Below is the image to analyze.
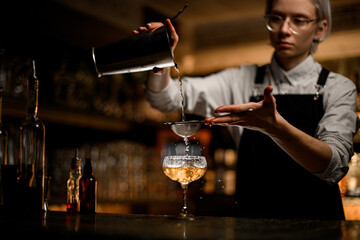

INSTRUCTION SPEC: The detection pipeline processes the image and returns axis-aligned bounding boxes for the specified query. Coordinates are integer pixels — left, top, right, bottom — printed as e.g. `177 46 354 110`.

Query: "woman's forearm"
146 68 171 92
269 114 332 174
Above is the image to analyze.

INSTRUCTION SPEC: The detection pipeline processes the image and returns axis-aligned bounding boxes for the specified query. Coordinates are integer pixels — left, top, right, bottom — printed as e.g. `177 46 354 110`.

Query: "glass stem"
181 184 188 215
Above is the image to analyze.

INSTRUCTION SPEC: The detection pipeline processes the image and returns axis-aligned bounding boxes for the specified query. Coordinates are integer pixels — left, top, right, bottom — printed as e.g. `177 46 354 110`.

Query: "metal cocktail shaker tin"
92 26 175 77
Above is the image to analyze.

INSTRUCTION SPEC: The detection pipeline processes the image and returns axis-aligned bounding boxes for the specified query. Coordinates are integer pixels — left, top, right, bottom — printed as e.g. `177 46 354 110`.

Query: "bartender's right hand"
133 19 178 51
133 19 179 74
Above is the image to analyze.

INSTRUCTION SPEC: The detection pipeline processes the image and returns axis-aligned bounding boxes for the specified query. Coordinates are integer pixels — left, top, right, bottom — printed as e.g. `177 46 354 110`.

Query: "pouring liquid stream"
174 64 186 123
174 64 190 156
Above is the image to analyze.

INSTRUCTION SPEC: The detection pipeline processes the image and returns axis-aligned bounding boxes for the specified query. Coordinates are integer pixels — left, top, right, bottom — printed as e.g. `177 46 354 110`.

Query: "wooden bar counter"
1 211 360 239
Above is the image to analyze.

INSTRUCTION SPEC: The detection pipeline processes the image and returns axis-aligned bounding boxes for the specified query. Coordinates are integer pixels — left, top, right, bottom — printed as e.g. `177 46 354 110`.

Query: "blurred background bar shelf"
1 0 360 219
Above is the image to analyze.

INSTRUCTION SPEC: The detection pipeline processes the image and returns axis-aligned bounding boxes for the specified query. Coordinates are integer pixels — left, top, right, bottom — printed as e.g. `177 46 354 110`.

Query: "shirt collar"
270 54 317 85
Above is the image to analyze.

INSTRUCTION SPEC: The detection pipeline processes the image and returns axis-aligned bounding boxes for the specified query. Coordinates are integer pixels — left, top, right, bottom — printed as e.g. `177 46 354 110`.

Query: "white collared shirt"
146 55 359 184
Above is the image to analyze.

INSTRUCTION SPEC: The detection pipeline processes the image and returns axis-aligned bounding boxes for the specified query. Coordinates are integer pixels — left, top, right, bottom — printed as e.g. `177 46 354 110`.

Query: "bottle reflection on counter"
66 203 78 214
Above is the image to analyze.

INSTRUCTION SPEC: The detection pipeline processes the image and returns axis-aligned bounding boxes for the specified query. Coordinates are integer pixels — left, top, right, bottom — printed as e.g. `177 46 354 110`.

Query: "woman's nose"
279 18 292 35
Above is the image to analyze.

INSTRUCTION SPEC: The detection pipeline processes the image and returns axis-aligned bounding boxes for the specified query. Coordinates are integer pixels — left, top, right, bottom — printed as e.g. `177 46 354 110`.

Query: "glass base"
166 213 195 221
178 213 195 221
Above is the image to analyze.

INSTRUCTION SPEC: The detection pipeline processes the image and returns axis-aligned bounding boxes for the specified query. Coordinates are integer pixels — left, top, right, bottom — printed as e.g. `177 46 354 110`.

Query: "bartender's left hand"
205 85 333 175
205 86 281 135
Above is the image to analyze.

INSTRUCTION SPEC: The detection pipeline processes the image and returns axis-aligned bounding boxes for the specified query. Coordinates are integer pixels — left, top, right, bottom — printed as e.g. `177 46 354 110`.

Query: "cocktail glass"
162 155 207 219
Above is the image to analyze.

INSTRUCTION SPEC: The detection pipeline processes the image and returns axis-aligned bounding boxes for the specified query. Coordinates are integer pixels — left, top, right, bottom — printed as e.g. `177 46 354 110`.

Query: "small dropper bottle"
79 158 97 213
66 149 81 213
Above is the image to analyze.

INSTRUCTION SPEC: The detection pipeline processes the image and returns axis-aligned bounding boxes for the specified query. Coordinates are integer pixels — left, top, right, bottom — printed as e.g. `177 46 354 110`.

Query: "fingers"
205 114 247 126
152 67 165 74
132 22 164 34
205 102 258 126
132 19 179 51
214 102 258 113
263 85 276 110
147 22 164 30
263 85 273 102
204 117 216 125
205 85 278 129
164 19 179 51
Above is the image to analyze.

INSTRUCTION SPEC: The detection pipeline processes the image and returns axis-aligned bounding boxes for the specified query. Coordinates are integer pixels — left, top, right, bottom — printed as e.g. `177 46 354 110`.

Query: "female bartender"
139 0 359 219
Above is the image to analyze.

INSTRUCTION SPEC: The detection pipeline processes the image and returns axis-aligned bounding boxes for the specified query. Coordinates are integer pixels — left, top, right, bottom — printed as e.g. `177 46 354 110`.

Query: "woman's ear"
314 19 328 42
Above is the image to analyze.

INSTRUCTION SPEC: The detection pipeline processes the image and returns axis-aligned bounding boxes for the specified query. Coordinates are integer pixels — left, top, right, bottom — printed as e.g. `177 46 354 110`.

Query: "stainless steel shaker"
92 26 175 77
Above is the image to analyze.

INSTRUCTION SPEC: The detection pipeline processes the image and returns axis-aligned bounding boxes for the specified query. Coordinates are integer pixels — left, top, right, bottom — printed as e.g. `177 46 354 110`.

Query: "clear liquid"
174 65 186 122
163 166 207 185
174 65 189 155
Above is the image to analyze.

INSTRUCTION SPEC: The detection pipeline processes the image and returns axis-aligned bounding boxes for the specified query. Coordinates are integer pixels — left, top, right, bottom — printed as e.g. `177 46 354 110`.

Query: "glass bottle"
80 158 97 213
0 88 8 206
67 149 81 213
19 60 46 212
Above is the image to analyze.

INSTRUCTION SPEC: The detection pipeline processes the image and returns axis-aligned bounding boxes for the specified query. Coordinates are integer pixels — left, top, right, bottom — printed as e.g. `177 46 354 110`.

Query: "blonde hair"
265 0 332 53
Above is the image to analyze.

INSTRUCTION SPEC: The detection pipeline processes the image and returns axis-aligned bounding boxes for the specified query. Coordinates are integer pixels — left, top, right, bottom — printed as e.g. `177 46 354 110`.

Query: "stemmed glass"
163 155 207 219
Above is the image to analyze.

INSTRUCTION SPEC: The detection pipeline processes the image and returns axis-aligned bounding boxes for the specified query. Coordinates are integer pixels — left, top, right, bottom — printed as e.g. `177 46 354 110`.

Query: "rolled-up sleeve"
315 74 359 184
145 67 249 118
145 79 181 112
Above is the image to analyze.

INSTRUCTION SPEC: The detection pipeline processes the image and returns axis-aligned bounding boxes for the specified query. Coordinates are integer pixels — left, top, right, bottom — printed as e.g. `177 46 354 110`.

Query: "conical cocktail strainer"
166 120 203 138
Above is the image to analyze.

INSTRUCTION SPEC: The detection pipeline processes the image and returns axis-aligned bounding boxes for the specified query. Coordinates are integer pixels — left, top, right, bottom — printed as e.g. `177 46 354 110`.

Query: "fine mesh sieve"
166 120 203 138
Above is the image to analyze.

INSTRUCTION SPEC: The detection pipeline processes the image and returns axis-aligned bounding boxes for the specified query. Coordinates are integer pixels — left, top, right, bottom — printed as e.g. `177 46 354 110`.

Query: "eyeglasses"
264 14 317 35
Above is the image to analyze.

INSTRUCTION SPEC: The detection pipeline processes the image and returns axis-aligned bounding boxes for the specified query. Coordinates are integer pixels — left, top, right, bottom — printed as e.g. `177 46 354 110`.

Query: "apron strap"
317 68 330 86
255 65 267 84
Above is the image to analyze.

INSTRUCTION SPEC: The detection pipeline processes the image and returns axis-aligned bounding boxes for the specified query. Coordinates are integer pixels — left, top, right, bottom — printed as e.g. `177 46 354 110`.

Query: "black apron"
235 65 345 220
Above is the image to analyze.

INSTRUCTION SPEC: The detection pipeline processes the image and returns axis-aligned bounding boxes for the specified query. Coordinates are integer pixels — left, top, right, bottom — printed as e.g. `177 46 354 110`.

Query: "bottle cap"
84 158 93 175
71 149 81 170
